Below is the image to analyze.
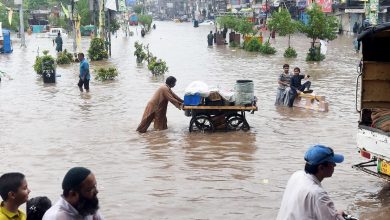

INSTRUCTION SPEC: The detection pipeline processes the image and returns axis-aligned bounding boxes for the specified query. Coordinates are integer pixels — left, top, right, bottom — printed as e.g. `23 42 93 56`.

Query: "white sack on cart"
185 81 210 97
219 89 235 102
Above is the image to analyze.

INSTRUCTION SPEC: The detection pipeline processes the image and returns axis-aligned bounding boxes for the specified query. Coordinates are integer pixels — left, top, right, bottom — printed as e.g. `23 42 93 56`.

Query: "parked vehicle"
199 20 214 26
47 28 67 38
81 25 96 36
129 14 138 26
353 22 390 181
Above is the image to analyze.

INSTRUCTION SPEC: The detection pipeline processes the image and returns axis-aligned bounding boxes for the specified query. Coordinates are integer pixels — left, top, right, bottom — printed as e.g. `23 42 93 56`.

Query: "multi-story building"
336 0 390 34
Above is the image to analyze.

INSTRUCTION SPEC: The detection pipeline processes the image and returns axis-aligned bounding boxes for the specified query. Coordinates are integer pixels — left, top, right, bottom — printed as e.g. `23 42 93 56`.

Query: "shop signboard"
307 0 332 13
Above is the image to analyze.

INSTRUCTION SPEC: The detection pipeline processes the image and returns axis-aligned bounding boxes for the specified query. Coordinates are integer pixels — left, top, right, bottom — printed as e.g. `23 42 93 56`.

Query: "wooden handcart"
183 105 258 132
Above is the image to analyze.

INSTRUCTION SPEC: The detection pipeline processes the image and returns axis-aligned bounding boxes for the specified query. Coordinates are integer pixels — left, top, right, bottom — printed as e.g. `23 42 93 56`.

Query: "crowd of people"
275 63 312 107
0 145 348 220
0 167 102 220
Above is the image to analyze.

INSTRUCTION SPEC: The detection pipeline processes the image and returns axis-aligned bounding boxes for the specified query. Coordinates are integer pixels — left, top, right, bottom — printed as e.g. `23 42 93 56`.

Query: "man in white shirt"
277 145 345 220
43 167 104 220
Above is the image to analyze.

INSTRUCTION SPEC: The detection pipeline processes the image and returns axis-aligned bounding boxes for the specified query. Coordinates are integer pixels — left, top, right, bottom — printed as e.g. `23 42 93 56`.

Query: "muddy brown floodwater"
0 21 389 219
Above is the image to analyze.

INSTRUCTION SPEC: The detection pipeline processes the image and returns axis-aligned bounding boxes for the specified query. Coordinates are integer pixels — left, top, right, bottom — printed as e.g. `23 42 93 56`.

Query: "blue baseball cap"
304 145 344 165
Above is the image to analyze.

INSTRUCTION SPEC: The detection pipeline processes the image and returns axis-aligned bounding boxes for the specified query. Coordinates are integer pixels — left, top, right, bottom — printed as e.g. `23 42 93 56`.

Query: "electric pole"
71 0 79 53
15 0 26 47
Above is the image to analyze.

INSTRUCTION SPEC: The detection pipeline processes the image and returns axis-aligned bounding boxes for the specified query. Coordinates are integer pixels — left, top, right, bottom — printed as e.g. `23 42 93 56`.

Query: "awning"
357 22 390 41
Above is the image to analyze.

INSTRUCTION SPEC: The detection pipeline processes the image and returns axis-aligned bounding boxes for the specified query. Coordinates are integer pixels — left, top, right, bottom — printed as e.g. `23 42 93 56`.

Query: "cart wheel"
189 115 214 132
226 114 250 131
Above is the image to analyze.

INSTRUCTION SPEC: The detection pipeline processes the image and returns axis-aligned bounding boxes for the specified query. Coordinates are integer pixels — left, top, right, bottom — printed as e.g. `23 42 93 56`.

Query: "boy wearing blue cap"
276 145 346 220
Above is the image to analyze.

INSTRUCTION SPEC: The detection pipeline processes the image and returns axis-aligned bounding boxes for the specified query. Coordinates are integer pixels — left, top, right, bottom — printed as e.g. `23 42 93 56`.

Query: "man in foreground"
43 167 103 220
0 172 30 220
137 76 183 133
277 145 345 220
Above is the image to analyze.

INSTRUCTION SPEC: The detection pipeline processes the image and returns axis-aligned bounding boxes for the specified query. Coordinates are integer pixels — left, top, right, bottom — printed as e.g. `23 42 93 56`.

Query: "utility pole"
15 0 26 47
265 0 268 28
71 0 78 53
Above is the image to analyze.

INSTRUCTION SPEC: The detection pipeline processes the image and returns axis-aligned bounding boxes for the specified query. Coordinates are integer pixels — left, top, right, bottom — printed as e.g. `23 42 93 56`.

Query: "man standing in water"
207 31 214 46
43 167 103 220
277 145 345 220
275 64 292 106
77 53 90 92
287 67 311 107
137 76 184 133
54 32 63 53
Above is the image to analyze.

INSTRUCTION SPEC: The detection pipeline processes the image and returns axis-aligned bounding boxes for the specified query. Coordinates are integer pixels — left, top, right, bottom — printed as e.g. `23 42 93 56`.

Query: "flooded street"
1 21 389 219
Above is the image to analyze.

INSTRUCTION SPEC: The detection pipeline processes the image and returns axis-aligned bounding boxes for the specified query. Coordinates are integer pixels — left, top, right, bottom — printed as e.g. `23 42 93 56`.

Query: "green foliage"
133 5 144 14
300 3 338 44
138 15 153 32
299 4 337 62
236 18 255 35
216 15 255 35
147 57 168 75
88 38 108 61
306 46 325 61
268 9 297 36
243 37 262 52
0 5 28 31
77 0 92 26
216 15 237 29
56 49 74 64
28 0 49 10
268 9 298 48
49 16 68 29
134 41 147 63
229 41 240 47
284 47 298 58
110 18 120 33
33 50 56 75
95 67 119 81
259 41 276 55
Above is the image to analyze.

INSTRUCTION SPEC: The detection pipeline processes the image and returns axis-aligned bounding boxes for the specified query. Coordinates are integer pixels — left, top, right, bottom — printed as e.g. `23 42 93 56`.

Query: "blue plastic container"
184 94 202 106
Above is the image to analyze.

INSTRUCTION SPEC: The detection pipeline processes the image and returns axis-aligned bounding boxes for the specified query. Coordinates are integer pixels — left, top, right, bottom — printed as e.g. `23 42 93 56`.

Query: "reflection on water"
0 21 388 219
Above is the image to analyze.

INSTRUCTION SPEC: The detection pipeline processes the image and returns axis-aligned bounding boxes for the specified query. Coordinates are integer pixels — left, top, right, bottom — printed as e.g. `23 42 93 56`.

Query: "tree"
28 0 49 10
268 8 298 49
76 0 91 26
299 3 338 60
0 3 28 31
133 4 144 14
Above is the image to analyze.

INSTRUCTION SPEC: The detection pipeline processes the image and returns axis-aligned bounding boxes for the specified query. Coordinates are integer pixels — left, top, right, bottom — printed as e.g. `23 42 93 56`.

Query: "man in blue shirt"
288 67 311 107
77 53 90 92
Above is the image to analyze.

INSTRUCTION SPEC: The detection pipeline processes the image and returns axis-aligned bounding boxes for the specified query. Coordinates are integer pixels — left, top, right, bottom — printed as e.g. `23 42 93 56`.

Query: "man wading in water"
136 76 184 133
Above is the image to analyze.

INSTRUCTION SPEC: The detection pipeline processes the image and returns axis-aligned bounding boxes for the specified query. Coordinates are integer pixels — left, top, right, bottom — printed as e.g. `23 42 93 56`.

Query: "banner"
61 3 69 18
8 9 13 25
76 14 82 52
307 0 332 13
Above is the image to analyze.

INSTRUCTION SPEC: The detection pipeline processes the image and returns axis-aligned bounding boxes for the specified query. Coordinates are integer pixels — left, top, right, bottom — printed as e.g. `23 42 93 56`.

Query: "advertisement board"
307 0 332 13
